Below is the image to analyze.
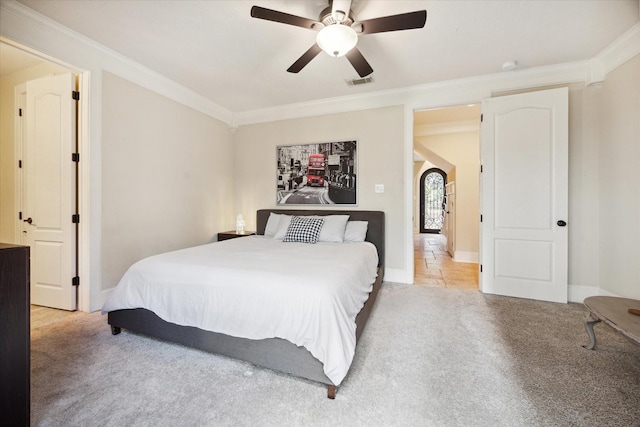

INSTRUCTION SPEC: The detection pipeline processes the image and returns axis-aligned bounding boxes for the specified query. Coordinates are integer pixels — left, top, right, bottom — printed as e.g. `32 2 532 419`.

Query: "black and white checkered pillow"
282 216 325 244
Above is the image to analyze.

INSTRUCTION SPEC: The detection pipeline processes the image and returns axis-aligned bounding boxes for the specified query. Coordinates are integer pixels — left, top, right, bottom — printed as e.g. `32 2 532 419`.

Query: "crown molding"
233 61 588 126
588 22 640 85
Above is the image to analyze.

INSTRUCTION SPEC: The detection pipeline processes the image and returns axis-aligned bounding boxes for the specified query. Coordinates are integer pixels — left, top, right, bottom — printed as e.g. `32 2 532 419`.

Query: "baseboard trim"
567 284 623 303
453 251 479 263
383 268 411 284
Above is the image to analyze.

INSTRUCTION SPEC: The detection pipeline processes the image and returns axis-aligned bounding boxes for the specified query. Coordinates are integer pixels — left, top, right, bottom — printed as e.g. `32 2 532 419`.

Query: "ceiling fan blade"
250 6 321 30
357 10 427 35
331 0 352 23
287 44 323 73
345 48 374 77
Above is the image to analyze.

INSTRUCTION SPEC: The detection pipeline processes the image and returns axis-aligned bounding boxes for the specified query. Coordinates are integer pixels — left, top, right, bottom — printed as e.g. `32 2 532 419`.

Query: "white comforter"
102 236 379 385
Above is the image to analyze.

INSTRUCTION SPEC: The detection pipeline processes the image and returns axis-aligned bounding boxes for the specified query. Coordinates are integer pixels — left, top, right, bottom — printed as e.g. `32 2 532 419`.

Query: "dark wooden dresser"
0 243 30 425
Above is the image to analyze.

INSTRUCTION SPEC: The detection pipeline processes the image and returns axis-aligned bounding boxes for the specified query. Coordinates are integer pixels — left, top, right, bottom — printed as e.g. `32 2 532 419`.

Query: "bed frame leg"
327 385 337 399
111 325 121 335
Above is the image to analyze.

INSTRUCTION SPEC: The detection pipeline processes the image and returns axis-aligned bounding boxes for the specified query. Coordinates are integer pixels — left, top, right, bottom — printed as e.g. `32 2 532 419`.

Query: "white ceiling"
10 0 640 114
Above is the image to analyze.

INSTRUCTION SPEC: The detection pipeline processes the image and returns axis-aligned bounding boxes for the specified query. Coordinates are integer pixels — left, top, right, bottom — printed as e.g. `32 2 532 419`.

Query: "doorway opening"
412 104 480 289
1 40 88 311
419 168 446 233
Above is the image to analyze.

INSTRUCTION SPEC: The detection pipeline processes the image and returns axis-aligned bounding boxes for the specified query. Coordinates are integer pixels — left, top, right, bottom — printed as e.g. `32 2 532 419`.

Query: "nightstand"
217 230 256 241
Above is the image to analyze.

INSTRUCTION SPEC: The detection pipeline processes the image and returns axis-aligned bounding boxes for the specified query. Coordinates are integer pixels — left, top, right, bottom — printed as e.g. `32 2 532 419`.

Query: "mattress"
102 236 379 385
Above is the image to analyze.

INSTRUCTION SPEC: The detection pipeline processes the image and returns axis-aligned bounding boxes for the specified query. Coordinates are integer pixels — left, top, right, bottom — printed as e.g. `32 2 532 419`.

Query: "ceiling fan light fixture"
316 24 358 57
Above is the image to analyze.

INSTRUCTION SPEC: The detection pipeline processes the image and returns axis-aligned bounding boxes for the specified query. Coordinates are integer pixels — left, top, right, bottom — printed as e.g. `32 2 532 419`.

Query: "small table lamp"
236 214 245 234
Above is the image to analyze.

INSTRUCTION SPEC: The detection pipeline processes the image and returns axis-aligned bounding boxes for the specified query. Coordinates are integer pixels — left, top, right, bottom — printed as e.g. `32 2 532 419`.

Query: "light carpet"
31 283 640 426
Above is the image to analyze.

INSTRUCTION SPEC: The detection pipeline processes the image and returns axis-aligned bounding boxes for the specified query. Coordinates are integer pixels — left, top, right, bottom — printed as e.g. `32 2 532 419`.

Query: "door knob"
23 217 33 224
557 220 567 227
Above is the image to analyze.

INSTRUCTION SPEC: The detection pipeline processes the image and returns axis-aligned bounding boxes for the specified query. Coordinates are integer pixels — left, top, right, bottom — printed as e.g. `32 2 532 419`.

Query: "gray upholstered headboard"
256 209 385 268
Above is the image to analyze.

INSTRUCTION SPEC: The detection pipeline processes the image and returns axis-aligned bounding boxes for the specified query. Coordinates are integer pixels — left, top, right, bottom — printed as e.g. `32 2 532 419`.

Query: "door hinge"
19 211 22 220
72 214 80 223
19 108 23 117
480 113 483 122
480 165 483 173
72 276 80 287
72 153 80 162
18 160 22 168
480 264 483 273
72 91 80 101
480 214 483 222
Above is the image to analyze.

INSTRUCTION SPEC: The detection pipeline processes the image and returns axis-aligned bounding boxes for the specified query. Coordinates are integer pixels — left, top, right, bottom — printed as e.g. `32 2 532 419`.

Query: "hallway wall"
414 131 480 260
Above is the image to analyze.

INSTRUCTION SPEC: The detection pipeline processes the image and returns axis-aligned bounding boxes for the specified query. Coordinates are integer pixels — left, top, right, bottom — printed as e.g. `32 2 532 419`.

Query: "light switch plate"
375 184 384 193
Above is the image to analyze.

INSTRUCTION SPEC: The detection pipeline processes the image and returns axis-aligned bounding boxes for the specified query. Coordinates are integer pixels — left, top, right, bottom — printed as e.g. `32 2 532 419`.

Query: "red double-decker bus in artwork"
307 153 326 187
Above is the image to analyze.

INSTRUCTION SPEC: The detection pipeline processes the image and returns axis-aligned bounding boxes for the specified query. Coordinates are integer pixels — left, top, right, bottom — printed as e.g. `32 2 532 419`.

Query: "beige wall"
415 132 480 257
232 106 406 273
100 72 235 290
566 83 601 289
598 54 640 298
0 60 70 243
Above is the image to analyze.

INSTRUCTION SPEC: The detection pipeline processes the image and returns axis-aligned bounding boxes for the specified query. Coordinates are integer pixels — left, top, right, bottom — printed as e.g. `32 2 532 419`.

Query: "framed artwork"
276 140 357 205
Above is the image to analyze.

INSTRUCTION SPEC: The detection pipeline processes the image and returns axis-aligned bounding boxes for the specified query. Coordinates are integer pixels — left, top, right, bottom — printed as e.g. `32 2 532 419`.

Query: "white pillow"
313 215 350 242
344 221 368 242
273 214 293 240
264 213 282 237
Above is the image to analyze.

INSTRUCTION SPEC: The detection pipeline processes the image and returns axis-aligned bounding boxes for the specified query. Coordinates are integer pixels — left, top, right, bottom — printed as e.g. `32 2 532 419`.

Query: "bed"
104 209 385 398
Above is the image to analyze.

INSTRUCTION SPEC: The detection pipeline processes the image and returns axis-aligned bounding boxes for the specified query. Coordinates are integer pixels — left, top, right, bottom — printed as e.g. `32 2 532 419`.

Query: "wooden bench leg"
327 385 337 399
583 315 601 350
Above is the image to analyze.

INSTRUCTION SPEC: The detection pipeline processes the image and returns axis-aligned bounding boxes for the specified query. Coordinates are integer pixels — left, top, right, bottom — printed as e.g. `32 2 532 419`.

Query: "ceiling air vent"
346 76 374 86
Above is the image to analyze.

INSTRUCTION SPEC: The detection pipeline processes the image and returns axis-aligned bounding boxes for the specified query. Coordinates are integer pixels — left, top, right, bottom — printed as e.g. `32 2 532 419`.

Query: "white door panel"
494 239 553 281
25 74 77 310
481 87 568 303
495 108 553 230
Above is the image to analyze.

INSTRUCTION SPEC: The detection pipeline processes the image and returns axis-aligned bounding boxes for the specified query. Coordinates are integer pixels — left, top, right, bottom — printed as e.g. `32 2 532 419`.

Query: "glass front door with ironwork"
420 168 446 233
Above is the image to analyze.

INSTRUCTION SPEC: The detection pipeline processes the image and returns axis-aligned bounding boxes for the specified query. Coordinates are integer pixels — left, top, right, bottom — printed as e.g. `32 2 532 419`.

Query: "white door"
23 74 77 310
480 87 568 303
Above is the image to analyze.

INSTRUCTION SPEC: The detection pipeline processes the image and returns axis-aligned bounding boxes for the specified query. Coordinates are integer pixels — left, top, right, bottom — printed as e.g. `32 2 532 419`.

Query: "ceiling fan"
250 0 427 78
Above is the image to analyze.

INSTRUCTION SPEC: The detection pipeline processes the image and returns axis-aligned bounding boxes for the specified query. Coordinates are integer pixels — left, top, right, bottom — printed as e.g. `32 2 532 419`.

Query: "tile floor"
30 304 78 329
414 233 479 290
